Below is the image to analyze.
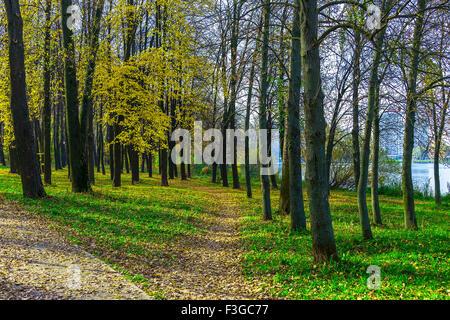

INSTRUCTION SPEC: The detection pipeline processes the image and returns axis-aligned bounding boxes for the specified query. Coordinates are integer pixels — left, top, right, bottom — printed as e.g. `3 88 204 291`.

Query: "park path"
0 199 150 300
144 183 271 300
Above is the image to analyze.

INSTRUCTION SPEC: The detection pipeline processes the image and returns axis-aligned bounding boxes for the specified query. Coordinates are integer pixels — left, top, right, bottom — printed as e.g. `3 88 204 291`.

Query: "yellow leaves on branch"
93 0 211 153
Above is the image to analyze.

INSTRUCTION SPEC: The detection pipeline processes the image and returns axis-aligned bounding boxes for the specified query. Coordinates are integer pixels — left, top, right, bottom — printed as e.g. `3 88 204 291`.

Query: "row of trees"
1 0 448 263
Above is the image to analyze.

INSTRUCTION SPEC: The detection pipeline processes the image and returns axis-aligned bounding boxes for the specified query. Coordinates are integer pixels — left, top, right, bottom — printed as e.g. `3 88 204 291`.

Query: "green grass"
0 167 215 298
0 166 448 299
225 179 449 299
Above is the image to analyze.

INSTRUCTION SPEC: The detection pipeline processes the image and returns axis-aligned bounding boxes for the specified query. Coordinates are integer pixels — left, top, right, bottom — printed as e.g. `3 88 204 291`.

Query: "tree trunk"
147 152 153 177
258 0 272 221
0 123 6 166
402 0 426 230
300 0 338 262
42 0 52 185
244 23 260 198
371 86 382 225
357 0 391 240
128 146 139 184
161 148 169 186
287 0 306 230
5 0 46 198
9 144 18 174
61 0 90 193
229 0 240 190
212 162 217 183
352 31 361 190
54 102 62 170
113 123 122 187
107 124 114 180
141 153 146 173
279 121 289 214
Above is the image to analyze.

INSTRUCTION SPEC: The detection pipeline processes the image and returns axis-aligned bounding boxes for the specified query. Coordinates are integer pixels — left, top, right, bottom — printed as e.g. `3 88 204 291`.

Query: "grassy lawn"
0 166 448 299
0 167 217 298
227 179 449 299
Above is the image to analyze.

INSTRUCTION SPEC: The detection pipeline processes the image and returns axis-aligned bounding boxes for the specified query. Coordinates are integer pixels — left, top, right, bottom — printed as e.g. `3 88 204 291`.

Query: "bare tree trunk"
402 0 426 230
352 31 362 189
5 0 45 198
42 0 52 185
9 144 18 174
128 146 139 184
229 0 240 190
0 122 5 166
357 0 392 240
279 121 289 214
371 86 382 225
61 0 90 192
287 0 306 230
147 152 153 177
300 0 338 262
258 0 272 221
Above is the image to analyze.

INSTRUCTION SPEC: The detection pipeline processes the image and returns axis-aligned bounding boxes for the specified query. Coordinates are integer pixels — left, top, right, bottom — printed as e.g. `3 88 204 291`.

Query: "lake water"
411 163 450 196
275 162 450 195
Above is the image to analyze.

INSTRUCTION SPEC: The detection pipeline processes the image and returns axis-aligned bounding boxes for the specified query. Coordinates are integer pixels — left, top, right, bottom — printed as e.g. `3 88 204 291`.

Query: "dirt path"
0 199 150 300
145 184 271 300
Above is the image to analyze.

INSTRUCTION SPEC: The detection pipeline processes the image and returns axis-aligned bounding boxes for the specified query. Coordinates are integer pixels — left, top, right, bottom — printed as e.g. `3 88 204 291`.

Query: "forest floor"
0 199 150 300
0 167 448 300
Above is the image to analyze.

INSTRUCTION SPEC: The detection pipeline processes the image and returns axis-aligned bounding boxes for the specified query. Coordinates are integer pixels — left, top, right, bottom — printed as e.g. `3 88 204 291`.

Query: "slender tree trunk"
5 0 45 198
107 124 114 180
0 123 5 166
402 0 426 230
258 0 272 220
212 162 217 183
128 146 139 184
300 0 338 262
88 107 95 184
287 0 306 230
61 0 90 192
267 119 278 190
54 102 62 170
229 0 240 190
42 0 52 185
279 119 289 214
147 152 153 177
357 0 391 240
180 162 187 180
61 112 67 168
124 148 130 174
161 145 169 186
141 153 146 173
371 86 382 225
352 31 361 189
244 33 259 198
432 57 448 204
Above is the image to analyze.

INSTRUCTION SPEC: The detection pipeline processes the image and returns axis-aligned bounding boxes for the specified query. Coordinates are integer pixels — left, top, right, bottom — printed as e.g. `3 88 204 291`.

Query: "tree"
300 0 338 262
357 0 392 240
42 0 52 185
258 0 272 221
4 0 45 198
402 0 426 230
286 0 306 231
60 0 90 193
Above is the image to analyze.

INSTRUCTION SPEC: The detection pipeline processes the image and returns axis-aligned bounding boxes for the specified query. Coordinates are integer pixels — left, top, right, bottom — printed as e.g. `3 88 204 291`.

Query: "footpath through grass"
0 167 448 299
